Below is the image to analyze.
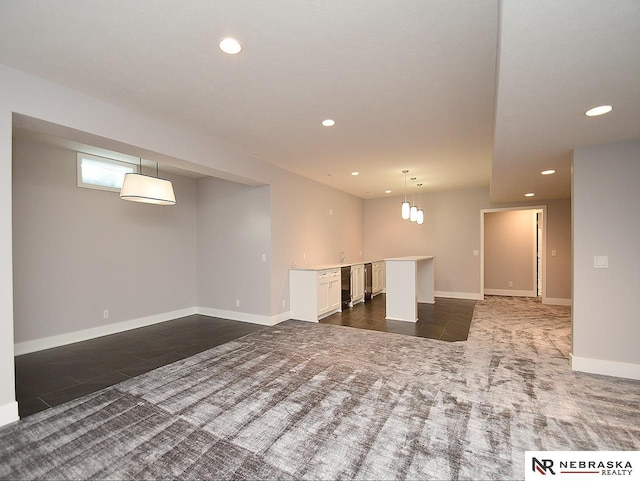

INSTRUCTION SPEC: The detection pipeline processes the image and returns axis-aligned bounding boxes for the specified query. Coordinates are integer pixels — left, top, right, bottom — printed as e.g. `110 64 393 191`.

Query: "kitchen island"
385 256 435 322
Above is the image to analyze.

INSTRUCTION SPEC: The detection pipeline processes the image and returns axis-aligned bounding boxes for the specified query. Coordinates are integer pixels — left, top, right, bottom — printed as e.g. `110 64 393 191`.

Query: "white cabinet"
317 269 341 316
372 261 384 297
290 268 341 322
351 264 364 305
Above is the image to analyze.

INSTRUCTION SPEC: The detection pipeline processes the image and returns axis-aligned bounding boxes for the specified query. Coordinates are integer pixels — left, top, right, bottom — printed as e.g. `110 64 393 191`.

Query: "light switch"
472 250 479 256
262 254 267 262
551 249 557 257
593 256 608 268
328 208 333 216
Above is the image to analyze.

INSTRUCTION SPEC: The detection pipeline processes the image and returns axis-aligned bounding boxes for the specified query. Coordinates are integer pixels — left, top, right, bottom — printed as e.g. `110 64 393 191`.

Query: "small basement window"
77 153 138 193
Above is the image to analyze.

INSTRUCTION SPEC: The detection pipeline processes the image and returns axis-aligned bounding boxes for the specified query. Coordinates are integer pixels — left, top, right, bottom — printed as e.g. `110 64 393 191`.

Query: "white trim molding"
0 401 19 428
483 289 537 297
481 205 548 303
14 307 290 355
570 353 640 380
197 307 289 327
434 291 483 301
14 307 198 355
543 297 572 306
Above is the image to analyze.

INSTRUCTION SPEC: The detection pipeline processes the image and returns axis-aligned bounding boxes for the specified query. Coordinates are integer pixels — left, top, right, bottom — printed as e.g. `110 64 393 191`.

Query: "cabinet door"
372 263 384 294
351 265 364 300
328 278 341 311
317 274 331 315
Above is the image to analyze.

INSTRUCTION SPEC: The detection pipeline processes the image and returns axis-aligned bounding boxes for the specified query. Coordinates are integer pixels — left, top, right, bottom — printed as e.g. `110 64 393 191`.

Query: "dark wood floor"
14 315 266 418
15 295 475 418
321 294 476 341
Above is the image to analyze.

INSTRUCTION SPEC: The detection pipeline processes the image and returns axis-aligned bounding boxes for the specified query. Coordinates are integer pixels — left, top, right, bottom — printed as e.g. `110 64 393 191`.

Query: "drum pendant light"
120 159 176 205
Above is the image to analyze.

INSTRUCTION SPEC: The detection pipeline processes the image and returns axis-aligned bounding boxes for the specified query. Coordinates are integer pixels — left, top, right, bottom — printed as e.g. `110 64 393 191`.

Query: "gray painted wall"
364 187 489 296
364 188 572 300
12 135 362 337
197 177 271 315
270 170 364 313
546 199 572 300
572 139 640 366
12 136 198 343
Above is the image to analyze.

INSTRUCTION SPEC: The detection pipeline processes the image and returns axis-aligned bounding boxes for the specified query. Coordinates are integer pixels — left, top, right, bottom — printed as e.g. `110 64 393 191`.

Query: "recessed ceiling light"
541 169 556 175
219 37 242 55
524 192 535 197
351 171 359 176
585 105 612 117
385 190 392 194
322 119 336 127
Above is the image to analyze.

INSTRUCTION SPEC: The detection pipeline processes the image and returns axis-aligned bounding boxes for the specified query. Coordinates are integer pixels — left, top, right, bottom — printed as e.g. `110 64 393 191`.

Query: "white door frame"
480 205 547 301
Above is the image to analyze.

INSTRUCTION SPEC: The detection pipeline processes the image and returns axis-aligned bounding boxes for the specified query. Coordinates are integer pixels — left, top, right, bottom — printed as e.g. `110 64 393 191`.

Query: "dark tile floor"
320 294 476 342
14 315 266 418
15 295 475 418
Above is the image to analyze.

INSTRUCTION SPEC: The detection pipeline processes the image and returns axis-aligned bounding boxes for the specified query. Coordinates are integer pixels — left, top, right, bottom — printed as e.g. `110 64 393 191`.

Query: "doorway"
480 206 547 301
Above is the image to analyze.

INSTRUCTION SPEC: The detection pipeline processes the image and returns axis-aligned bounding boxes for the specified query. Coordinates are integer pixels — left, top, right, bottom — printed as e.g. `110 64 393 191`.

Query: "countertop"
384 256 435 262
290 260 384 271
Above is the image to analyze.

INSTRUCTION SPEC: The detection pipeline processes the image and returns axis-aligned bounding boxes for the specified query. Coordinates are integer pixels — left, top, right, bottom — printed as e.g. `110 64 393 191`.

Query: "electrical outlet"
103 309 109 319
508 281 513 288
235 299 240 308
282 300 286 308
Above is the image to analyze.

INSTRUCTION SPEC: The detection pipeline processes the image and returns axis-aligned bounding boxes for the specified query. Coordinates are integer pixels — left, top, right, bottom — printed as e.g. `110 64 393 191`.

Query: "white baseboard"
14 307 198 355
0 401 19 427
196 307 288 327
542 297 572 306
14 306 290 355
570 353 640 380
484 288 537 297
434 291 483 301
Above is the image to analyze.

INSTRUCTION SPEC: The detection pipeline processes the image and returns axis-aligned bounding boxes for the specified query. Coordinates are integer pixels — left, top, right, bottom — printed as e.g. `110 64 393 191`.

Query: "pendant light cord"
403 170 409 202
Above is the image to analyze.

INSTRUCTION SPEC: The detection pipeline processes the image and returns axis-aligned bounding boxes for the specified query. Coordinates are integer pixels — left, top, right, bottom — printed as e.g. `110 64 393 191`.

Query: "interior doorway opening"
480 206 547 301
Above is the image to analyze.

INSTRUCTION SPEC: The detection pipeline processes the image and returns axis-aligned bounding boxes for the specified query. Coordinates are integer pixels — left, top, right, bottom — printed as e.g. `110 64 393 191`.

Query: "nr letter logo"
532 458 555 475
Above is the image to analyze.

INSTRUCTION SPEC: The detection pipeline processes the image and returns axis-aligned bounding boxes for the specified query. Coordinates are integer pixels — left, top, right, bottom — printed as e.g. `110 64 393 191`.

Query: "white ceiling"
0 0 638 202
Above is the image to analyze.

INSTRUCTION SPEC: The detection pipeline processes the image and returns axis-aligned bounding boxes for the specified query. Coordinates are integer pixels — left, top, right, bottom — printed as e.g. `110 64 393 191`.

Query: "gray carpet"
1 296 638 480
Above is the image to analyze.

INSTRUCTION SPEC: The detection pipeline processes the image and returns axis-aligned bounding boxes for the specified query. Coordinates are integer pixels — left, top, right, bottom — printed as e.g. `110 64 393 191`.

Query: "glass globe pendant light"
409 177 418 222
401 170 410 220
416 183 424 225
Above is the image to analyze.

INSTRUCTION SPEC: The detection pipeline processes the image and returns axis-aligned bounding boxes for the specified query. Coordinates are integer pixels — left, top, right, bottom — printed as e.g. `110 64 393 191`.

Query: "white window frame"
77 152 139 193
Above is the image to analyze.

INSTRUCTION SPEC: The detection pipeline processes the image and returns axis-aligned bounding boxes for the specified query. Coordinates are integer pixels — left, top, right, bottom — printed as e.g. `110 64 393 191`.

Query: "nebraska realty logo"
525 451 639 481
